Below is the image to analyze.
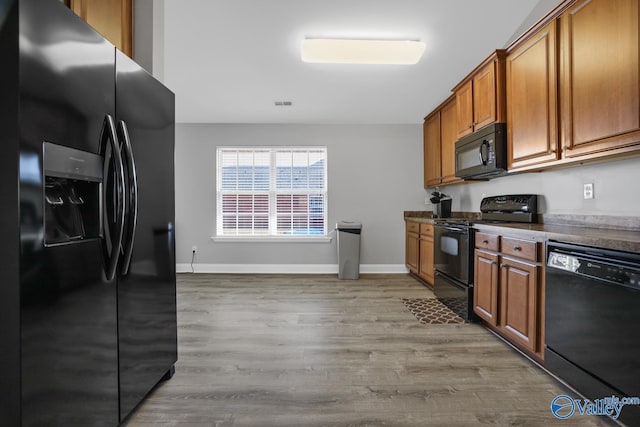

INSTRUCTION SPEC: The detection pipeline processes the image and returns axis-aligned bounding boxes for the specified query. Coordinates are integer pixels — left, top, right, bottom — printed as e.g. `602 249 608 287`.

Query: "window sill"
211 236 333 243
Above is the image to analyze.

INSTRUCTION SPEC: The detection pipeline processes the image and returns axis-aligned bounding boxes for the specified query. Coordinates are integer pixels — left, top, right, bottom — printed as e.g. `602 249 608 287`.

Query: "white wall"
434 156 640 216
175 123 425 271
133 0 165 80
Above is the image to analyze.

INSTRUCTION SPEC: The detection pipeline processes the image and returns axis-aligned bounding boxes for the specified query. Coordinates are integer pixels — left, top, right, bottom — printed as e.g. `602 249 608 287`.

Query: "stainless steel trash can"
336 221 362 280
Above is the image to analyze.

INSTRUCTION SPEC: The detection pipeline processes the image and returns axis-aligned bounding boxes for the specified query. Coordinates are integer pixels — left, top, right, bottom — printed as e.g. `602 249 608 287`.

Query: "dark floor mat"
401 298 466 324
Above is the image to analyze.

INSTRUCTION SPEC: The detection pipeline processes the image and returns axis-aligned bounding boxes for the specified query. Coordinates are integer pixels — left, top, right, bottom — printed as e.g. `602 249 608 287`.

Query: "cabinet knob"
513 246 522 252
500 263 506 269
467 124 473 129
490 261 497 266
482 239 489 244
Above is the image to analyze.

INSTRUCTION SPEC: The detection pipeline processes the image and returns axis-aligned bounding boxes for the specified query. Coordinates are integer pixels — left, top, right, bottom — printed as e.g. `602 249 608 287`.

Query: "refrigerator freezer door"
18 0 119 425
115 50 177 420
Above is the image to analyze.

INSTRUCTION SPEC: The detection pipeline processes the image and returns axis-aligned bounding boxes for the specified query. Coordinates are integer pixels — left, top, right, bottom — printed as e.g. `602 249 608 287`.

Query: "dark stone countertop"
473 222 640 253
404 211 640 253
404 211 480 223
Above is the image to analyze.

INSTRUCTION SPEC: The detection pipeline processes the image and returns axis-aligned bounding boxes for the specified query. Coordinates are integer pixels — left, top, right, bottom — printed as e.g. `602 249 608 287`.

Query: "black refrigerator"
0 0 177 425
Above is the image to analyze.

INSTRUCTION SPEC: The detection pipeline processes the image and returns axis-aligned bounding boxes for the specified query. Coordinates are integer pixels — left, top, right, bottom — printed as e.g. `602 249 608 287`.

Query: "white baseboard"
176 263 409 274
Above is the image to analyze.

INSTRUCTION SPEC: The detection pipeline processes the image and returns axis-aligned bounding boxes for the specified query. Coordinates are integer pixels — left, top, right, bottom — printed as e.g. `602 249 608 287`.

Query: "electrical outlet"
424 197 430 205
192 246 197 253
583 183 594 200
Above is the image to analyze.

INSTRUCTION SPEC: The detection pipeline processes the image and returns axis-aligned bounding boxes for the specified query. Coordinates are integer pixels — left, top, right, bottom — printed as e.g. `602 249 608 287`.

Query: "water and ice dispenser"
43 142 102 245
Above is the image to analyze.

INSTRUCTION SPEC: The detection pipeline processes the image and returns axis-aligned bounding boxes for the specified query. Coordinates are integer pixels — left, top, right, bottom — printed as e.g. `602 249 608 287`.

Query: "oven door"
434 271 473 321
434 224 471 284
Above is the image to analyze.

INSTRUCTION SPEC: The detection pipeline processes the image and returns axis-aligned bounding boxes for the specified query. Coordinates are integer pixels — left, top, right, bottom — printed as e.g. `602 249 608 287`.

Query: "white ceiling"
163 0 549 125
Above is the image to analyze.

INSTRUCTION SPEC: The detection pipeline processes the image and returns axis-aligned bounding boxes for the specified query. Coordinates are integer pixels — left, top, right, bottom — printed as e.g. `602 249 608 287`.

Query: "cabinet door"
406 232 419 273
70 0 132 57
507 20 559 169
418 235 434 286
498 257 539 352
424 113 442 188
560 0 640 158
473 250 499 325
472 62 496 130
455 80 474 138
440 98 460 184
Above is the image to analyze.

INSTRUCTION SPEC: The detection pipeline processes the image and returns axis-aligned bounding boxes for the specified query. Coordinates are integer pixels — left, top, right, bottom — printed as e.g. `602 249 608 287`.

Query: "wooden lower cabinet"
405 230 419 274
405 221 434 287
473 250 499 326
473 231 544 360
418 234 434 285
499 257 539 353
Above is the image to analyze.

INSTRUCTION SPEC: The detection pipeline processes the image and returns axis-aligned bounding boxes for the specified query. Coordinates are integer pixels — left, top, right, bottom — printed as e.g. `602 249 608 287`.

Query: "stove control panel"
480 194 537 213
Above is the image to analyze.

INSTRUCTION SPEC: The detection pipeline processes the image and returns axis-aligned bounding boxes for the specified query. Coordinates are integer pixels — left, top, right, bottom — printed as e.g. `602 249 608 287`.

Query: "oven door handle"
442 226 467 233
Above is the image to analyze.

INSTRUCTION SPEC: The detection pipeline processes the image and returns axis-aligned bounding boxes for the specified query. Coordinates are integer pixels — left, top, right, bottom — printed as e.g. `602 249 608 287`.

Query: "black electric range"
432 195 538 320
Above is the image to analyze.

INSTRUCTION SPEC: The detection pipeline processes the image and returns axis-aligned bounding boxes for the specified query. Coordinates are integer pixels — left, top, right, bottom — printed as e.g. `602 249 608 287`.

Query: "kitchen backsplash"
432 155 640 216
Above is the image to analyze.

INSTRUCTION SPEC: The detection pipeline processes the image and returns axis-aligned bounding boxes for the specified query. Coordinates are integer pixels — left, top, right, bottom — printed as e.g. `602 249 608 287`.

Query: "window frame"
215 146 329 240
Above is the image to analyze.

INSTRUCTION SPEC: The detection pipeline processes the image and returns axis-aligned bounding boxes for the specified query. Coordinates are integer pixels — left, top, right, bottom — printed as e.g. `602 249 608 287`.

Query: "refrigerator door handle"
102 114 126 281
118 120 138 276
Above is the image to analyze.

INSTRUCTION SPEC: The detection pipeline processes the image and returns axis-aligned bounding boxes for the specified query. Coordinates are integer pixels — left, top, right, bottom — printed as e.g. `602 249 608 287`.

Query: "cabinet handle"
482 239 489 244
467 124 473 129
500 263 506 269
490 261 497 266
513 246 522 252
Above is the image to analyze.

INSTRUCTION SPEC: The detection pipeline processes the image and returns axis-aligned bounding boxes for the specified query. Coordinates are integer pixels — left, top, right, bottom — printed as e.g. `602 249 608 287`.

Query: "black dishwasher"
545 241 640 425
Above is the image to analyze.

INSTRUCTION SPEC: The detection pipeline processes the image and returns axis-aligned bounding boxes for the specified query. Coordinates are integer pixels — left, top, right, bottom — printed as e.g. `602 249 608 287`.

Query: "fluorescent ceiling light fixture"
301 38 425 65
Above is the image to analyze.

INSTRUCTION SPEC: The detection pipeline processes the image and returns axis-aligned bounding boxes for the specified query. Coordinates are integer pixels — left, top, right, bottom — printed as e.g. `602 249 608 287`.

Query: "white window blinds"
216 147 327 236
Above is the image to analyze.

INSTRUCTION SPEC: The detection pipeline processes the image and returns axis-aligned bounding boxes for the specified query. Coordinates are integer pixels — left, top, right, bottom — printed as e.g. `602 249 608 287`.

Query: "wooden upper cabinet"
560 0 640 158
454 50 506 139
455 80 474 137
472 64 497 130
439 97 460 184
424 112 442 188
506 20 559 170
69 0 132 57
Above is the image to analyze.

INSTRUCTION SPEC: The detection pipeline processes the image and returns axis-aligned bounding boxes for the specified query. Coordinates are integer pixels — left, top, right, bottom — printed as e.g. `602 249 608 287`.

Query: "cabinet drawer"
501 237 538 261
475 232 499 251
406 221 420 234
420 223 434 237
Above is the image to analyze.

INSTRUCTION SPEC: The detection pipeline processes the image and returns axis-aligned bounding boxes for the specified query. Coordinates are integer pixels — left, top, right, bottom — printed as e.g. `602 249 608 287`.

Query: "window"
216 147 327 237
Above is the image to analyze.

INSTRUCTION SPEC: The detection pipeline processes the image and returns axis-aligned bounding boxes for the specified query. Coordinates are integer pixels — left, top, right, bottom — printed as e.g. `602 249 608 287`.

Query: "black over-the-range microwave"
454 122 507 180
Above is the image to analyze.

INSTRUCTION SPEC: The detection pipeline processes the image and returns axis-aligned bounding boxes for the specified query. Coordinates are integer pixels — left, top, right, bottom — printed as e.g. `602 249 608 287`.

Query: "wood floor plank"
124 274 611 427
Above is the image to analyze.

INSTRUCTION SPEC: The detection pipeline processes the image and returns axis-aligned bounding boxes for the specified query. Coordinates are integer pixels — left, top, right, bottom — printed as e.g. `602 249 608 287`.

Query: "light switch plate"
583 183 594 199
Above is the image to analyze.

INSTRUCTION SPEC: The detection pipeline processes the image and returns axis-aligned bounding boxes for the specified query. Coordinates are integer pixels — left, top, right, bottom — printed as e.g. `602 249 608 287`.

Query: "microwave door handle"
479 140 489 166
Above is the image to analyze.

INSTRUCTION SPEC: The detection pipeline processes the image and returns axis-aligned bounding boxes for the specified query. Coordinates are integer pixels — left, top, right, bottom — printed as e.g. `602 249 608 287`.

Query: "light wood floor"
124 274 609 427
